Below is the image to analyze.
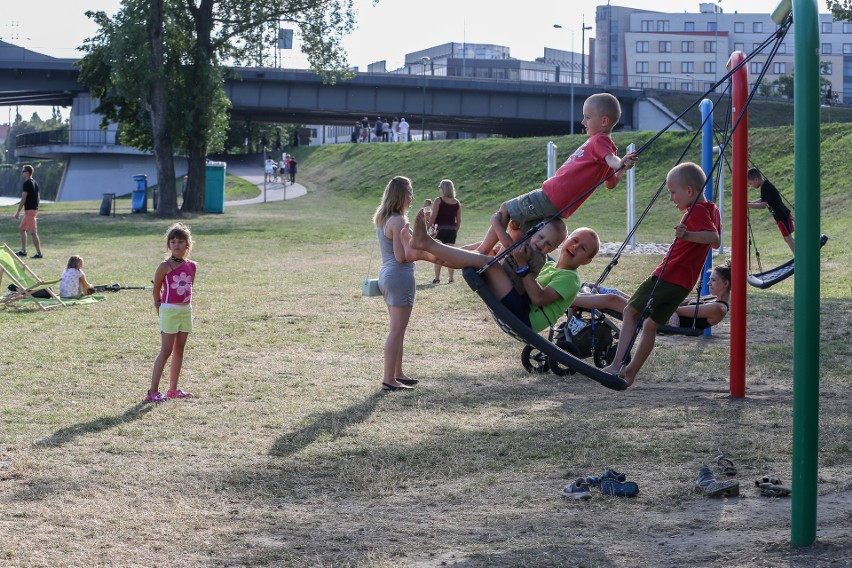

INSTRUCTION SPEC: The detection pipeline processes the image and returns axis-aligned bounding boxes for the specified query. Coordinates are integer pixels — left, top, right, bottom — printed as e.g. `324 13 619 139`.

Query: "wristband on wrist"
515 265 531 277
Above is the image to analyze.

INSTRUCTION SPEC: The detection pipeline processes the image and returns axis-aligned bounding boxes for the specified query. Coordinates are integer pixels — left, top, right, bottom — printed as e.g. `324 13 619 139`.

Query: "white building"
593 3 850 102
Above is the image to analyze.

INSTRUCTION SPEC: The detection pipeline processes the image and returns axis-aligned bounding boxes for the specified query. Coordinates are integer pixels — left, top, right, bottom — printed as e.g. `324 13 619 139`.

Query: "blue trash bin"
131 174 148 213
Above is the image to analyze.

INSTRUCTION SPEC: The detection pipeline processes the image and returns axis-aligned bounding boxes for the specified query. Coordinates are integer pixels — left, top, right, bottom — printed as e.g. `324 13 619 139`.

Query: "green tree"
827 1 852 21
78 0 355 216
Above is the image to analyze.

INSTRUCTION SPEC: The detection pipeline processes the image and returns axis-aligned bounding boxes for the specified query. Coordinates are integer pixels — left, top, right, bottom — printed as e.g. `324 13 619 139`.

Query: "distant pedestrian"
279 156 287 185
264 155 276 183
352 121 361 143
361 116 370 143
14 164 43 259
288 156 298 184
375 117 384 142
398 118 410 142
383 118 390 142
391 117 400 142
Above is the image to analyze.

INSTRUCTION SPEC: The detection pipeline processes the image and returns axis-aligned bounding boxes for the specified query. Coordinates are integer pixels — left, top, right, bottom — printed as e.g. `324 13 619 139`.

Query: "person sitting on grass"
59 255 95 299
409 208 599 333
573 259 732 331
601 162 721 386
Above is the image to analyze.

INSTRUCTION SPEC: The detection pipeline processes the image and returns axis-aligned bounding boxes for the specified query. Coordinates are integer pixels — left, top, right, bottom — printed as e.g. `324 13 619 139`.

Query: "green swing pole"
774 0 821 548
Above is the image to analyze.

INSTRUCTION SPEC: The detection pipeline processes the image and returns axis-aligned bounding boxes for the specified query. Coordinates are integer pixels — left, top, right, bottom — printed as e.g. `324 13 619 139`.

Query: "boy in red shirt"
602 162 721 386
476 93 637 260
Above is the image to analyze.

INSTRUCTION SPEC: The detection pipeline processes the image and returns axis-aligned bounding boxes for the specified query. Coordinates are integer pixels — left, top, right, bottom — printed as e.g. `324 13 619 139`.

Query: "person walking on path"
14 164 43 259
288 155 298 185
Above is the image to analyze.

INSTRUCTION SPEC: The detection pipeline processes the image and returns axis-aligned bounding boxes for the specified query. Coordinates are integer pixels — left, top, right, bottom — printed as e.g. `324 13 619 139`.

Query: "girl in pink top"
146 223 197 403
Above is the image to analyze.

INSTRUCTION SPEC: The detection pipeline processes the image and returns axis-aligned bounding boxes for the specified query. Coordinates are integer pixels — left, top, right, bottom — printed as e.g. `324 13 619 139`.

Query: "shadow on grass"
268 391 384 458
31 402 155 448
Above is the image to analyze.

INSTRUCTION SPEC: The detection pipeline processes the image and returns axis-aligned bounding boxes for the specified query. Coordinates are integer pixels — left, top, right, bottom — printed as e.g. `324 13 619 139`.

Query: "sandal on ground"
431 278 440 284
585 468 627 486
716 455 738 477
561 478 592 500
755 475 782 487
600 479 640 496
166 389 193 399
145 391 167 403
758 482 792 497
448 277 454 283
695 466 740 497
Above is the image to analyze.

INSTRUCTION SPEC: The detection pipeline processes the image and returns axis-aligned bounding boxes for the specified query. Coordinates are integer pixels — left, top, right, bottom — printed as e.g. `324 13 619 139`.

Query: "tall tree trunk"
148 0 178 216
181 0 215 213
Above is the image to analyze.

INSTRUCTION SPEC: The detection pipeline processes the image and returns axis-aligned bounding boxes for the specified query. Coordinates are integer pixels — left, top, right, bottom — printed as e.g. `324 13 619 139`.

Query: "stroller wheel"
521 344 550 374
550 341 579 376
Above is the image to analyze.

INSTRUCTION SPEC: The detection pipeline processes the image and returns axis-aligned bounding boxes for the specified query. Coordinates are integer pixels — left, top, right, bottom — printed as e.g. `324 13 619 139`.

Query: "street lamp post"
553 24 578 134
421 56 430 142
581 16 592 85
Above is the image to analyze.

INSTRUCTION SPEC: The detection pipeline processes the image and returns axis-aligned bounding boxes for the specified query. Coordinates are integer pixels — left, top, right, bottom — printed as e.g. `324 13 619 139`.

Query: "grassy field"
0 126 850 567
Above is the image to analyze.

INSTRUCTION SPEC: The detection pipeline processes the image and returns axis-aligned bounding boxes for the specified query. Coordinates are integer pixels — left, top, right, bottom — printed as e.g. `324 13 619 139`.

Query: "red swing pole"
728 51 748 398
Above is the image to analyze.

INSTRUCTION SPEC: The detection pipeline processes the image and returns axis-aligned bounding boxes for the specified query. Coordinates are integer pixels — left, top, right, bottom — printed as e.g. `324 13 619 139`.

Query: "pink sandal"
166 389 193 399
145 391 167 403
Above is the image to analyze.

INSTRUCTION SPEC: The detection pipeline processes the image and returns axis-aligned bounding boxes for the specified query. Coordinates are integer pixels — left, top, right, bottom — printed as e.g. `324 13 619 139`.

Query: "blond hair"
667 162 707 194
372 176 412 228
586 93 622 129
572 226 600 259
439 179 456 199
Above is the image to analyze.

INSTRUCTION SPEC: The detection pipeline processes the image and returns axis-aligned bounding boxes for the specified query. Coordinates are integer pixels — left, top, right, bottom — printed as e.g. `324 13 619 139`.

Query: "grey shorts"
505 189 559 232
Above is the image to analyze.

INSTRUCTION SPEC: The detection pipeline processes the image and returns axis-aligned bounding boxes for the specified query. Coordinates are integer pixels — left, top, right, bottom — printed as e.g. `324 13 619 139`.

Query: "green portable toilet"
205 161 227 214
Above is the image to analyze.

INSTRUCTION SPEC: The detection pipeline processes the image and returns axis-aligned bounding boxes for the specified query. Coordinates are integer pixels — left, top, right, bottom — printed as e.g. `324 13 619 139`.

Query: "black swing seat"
598 308 704 337
462 268 628 391
747 235 828 290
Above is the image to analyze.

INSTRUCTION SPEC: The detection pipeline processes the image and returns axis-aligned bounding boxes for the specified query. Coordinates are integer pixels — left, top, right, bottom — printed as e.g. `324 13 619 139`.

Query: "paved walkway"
225 163 306 206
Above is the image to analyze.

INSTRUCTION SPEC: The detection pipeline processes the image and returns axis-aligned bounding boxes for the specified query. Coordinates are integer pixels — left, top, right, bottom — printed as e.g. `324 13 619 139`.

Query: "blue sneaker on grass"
561 478 592 500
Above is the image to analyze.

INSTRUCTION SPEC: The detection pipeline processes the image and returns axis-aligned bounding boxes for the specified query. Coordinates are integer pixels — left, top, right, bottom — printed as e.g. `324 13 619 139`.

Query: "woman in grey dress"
373 176 418 391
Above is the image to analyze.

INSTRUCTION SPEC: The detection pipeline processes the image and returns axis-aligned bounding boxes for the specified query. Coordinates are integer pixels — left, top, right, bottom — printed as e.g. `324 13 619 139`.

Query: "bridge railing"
16 129 120 148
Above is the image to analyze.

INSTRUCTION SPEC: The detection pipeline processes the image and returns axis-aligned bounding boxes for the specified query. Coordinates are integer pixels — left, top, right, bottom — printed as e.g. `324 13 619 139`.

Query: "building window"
635 81 648 88
750 62 764 74
682 61 694 73
773 62 786 74
685 21 695 32
637 41 649 52
844 22 852 33
822 22 832 34
681 82 693 91
822 63 833 75
735 22 744 33
641 20 653 32
657 20 670 32
660 41 672 53
704 41 716 53
753 22 763 33
705 81 715 91
753 43 762 52
636 61 649 73
822 43 832 54
659 61 672 73
708 22 717 32
734 42 744 53
682 41 694 53
778 43 786 54
659 82 672 90
705 61 716 74
844 43 852 54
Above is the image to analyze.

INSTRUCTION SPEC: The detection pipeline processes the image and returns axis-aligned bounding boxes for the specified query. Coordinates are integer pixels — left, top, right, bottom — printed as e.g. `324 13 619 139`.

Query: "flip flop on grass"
715 455 738 477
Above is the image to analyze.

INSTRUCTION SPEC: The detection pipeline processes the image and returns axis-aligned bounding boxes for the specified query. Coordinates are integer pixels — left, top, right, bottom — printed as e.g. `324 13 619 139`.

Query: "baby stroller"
520 302 626 376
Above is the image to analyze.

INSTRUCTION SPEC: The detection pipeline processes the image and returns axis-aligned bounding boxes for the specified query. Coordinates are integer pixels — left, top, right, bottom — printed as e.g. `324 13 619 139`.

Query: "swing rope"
612 17 792 374
477 13 793 277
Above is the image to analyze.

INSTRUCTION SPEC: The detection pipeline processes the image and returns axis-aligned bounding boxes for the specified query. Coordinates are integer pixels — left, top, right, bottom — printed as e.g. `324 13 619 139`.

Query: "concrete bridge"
0 40 684 200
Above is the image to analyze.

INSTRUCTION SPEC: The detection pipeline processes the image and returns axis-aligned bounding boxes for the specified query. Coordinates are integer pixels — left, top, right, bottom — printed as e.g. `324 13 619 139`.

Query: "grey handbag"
362 242 381 297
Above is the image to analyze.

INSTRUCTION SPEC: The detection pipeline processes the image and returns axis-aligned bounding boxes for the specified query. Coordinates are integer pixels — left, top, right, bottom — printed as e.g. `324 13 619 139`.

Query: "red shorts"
20 210 38 232
776 215 794 238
